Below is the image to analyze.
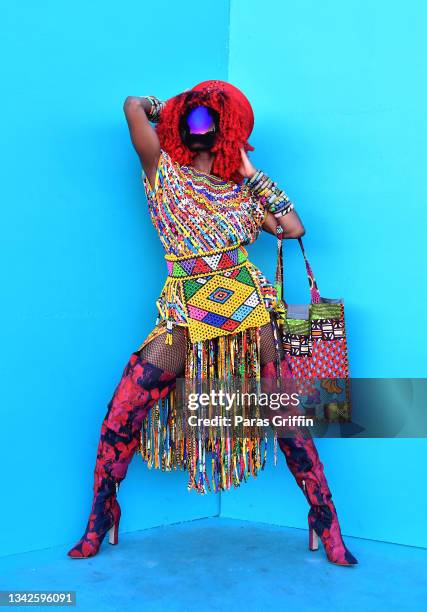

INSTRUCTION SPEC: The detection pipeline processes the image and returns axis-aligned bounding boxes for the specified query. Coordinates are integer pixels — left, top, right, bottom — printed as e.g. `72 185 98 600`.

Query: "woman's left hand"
238 147 257 179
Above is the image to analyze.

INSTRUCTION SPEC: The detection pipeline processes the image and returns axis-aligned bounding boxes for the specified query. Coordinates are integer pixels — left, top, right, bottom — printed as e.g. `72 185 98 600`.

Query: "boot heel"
108 519 119 545
309 526 319 551
108 501 121 546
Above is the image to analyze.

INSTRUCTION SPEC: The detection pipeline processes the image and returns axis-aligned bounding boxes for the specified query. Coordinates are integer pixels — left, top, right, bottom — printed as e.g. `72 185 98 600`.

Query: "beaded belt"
160 244 271 343
165 244 248 278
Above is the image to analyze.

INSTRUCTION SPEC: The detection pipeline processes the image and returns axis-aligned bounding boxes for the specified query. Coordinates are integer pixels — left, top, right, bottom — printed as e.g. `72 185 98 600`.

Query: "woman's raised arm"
123 96 161 191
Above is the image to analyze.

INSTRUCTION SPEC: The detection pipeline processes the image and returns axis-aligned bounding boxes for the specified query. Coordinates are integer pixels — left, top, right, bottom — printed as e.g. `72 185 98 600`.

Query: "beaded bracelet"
144 95 165 123
246 169 295 218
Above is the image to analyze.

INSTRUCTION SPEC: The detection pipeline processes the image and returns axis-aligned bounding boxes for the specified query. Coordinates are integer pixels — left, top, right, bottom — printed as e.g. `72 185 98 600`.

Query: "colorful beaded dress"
135 148 286 493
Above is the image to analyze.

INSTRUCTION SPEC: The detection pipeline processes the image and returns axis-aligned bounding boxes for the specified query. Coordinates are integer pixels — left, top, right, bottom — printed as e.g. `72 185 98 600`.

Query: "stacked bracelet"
144 95 165 123
246 169 294 218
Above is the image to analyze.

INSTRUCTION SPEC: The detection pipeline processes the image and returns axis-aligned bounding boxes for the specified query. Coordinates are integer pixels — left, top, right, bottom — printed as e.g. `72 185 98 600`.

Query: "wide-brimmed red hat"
191 79 254 139
156 80 255 182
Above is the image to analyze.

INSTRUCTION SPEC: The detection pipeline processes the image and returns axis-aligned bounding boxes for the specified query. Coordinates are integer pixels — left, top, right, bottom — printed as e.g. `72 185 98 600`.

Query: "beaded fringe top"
142 148 267 257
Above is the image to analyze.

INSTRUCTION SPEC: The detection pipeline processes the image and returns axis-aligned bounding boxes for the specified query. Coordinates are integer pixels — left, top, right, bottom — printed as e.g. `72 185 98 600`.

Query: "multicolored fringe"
137 326 270 494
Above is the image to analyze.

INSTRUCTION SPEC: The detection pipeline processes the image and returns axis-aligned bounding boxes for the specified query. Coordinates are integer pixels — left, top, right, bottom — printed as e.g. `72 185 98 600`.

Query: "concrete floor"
1 518 426 611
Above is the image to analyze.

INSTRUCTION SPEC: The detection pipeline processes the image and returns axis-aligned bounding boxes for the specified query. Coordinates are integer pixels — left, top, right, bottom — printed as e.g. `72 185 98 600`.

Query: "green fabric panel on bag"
286 318 311 335
310 304 342 320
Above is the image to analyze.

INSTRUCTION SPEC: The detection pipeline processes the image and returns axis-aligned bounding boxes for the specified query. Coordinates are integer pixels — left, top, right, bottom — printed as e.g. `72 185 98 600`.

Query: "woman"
67 80 357 566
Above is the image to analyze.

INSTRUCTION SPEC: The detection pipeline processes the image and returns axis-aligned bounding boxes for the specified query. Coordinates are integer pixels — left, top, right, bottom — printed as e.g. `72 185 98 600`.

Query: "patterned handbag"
274 228 351 421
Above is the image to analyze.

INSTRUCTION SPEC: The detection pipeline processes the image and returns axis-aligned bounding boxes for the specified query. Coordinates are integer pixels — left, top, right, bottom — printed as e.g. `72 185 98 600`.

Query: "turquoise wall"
0 0 229 557
1 0 425 557
221 0 427 548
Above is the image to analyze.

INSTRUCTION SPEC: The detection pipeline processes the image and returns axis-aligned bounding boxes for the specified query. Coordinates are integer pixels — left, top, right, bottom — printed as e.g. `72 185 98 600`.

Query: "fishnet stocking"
137 313 284 376
138 326 187 375
259 315 285 366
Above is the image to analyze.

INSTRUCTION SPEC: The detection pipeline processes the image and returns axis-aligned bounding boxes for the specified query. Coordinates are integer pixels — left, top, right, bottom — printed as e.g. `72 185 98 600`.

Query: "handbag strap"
274 227 285 304
274 225 321 305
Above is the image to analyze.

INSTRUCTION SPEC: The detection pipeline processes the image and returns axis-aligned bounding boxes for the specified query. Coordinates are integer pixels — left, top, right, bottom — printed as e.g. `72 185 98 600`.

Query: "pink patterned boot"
262 358 358 566
67 353 176 558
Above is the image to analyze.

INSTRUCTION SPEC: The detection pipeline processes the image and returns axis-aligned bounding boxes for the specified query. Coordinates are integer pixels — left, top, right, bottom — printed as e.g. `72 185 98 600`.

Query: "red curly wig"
155 80 255 184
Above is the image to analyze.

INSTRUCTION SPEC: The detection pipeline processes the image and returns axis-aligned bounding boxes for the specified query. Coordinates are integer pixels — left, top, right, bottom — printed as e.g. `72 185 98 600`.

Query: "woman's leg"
259 316 358 566
67 325 187 558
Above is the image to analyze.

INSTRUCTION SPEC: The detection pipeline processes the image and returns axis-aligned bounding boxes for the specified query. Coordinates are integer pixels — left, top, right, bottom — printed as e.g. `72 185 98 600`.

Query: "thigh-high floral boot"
261 359 358 566
67 352 177 559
